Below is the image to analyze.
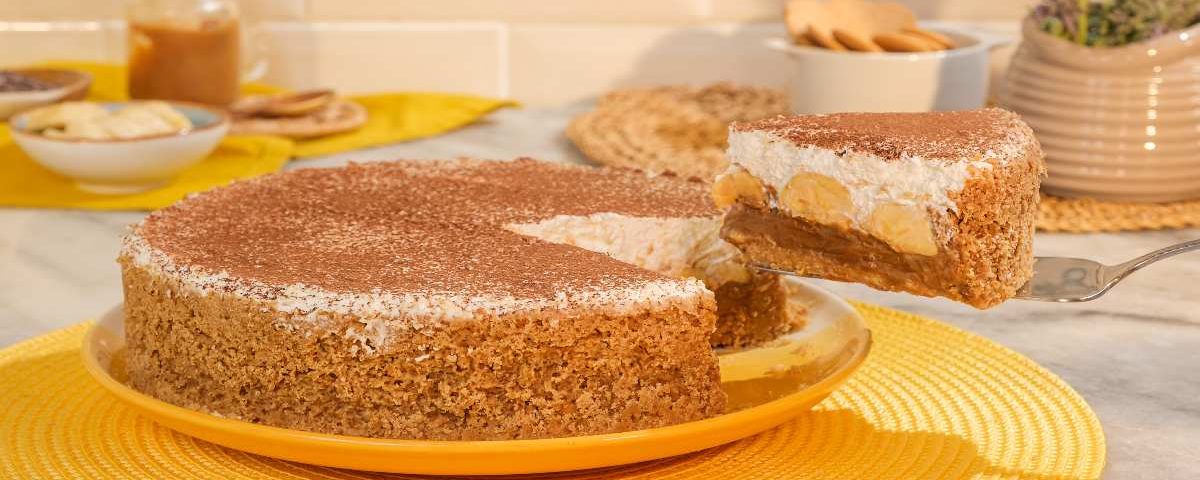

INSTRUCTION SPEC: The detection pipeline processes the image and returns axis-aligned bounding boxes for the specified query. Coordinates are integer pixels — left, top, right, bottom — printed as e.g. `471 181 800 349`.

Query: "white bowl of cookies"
10 101 228 194
770 0 1010 113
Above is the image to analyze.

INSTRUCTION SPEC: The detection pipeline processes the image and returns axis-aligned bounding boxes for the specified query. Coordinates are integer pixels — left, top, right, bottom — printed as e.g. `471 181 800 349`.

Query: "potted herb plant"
1000 0 1200 202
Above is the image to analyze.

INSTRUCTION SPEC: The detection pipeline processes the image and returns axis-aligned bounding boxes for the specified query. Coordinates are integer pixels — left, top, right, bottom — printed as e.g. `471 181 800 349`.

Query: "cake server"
1013 238 1200 302
754 238 1200 303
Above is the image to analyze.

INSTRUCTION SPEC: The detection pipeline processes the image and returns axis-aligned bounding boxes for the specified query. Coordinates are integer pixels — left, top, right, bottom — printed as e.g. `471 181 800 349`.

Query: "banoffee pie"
120 158 801 441
714 108 1045 308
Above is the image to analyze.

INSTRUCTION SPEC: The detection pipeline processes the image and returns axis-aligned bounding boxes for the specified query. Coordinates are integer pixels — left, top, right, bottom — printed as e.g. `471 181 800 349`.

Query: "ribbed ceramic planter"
1000 19 1200 202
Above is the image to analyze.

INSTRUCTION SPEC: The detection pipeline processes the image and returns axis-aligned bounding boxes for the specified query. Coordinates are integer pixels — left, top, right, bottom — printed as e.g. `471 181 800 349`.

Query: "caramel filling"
714 168 939 256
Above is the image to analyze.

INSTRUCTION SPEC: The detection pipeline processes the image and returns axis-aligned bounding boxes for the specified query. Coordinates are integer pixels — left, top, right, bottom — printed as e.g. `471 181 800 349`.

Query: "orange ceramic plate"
82 278 870 475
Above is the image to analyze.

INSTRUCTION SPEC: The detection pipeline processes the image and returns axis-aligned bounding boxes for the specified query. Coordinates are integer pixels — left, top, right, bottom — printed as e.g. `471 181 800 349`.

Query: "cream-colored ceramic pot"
1001 19 1200 202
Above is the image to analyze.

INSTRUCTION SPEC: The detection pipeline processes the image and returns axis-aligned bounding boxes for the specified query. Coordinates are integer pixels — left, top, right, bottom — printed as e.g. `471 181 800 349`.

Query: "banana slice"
780 172 854 227
712 168 768 208
21 101 193 140
141 100 194 130
23 102 108 132
865 203 938 256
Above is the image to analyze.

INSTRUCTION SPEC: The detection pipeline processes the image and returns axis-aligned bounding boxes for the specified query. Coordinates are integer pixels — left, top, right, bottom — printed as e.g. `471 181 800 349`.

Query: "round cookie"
833 28 883 52
903 27 956 49
231 99 367 139
873 32 934 52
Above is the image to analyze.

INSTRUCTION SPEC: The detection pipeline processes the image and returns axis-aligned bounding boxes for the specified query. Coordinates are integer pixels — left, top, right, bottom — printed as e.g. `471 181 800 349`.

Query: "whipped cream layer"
506 213 749 289
726 128 993 228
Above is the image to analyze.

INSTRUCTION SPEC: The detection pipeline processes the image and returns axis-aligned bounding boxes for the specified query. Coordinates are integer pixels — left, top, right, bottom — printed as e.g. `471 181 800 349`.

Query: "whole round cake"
119 158 802 440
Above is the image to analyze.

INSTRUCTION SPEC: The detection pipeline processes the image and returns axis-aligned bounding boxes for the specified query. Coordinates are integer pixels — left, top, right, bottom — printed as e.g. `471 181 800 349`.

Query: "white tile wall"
0 0 307 21
0 0 1028 106
259 22 507 97
0 1 123 21
309 0 708 23
509 23 791 105
306 0 1031 22
238 0 308 21
0 22 123 66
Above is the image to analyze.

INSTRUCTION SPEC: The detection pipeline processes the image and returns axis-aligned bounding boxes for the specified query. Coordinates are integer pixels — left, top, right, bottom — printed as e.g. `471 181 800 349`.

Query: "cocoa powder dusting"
731 108 1036 162
137 159 717 301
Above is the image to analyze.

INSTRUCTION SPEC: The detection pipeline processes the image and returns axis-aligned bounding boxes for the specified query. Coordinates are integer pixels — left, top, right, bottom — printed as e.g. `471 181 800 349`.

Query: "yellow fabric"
0 62 514 210
0 129 292 210
31 61 516 158
291 92 516 158
0 303 1106 479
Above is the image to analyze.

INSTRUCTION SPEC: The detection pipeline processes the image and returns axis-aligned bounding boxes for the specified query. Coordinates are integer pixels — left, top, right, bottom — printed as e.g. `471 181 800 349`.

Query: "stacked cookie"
785 0 955 52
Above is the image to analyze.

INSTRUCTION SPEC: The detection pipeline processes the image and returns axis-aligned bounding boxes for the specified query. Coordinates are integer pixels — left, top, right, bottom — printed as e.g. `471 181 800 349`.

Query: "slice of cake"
713 108 1044 308
506 199 798 348
120 159 800 441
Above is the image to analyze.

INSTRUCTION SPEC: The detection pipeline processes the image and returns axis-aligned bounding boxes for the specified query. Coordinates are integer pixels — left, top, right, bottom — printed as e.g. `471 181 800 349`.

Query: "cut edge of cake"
506 211 804 348
714 108 1045 308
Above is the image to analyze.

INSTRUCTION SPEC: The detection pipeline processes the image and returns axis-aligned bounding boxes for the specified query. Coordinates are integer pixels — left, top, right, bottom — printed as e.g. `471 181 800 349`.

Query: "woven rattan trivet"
567 83 788 180
568 84 1200 233
1038 195 1200 232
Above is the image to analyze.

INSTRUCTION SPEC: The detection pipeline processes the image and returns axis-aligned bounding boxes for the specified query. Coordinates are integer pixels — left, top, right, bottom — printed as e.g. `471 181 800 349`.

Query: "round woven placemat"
566 83 788 180
1 303 1104 479
568 84 1200 233
1037 195 1200 233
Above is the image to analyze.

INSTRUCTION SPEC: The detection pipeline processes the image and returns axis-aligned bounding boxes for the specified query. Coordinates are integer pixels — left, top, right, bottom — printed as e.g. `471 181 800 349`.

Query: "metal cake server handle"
753 238 1200 303
1014 238 1200 302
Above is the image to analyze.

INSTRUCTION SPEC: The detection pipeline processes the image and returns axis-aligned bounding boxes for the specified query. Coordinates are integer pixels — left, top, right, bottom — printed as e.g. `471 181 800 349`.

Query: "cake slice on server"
713 108 1045 308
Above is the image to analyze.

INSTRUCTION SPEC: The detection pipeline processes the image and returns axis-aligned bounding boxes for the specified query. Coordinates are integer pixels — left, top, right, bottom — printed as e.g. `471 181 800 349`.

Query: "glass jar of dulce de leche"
127 0 266 106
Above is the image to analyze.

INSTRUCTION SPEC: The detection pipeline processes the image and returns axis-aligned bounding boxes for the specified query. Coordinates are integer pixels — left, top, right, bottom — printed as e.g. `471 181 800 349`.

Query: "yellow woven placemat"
569 84 1199 234
0 303 1104 479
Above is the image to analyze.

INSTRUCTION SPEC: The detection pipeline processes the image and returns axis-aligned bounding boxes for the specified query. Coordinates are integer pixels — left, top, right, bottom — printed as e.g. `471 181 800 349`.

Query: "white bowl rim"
0 84 71 101
765 26 1007 60
0 68 92 100
9 100 230 144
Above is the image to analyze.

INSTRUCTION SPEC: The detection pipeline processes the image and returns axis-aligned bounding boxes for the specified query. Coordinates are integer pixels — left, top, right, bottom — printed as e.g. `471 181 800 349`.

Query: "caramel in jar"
128 16 241 106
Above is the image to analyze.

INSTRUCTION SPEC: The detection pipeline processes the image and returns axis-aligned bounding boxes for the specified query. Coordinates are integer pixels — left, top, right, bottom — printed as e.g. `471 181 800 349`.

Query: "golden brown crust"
122 259 726 440
711 273 803 348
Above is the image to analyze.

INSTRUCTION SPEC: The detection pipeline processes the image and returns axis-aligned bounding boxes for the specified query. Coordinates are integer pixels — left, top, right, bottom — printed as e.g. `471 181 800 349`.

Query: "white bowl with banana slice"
10 101 228 194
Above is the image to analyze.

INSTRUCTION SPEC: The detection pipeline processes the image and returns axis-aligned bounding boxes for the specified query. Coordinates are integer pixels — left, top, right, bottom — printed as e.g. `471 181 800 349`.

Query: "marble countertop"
2 106 1197 478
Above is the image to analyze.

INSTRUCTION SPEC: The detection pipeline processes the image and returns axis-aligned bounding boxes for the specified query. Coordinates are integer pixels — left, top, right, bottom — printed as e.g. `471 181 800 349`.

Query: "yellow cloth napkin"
33 61 516 158
1 62 514 210
0 128 292 210
292 92 516 158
